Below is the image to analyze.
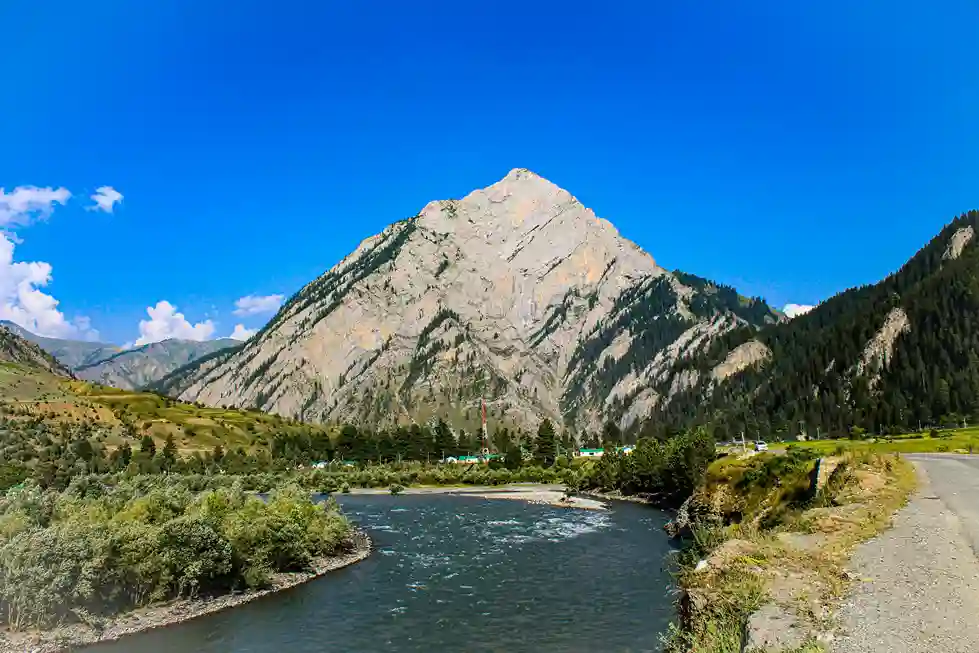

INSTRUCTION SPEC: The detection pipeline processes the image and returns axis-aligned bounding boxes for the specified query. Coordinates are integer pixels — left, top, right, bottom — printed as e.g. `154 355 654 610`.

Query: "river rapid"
90 494 678 653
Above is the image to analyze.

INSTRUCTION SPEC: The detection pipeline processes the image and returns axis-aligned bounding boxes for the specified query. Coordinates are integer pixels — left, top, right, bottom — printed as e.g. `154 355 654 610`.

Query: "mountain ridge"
655 209 979 440
0 321 238 390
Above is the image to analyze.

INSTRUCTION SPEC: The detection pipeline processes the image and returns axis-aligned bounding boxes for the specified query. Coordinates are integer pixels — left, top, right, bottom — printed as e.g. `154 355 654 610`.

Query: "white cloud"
229 324 257 341
134 300 215 346
233 293 284 316
88 186 123 213
0 187 98 341
0 186 71 227
782 303 815 318
0 234 99 340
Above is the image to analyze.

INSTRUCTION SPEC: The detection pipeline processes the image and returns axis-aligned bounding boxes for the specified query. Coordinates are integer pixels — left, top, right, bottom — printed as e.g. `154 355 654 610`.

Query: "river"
90 494 678 652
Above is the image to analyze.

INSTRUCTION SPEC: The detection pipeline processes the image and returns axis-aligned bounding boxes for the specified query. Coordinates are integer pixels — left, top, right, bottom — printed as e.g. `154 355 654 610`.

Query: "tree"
602 420 622 446
456 429 476 455
492 427 513 456
140 435 156 458
534 419 557 467
161 434 177 471
432 419 456 459
503 442 524 470
71 438 94 463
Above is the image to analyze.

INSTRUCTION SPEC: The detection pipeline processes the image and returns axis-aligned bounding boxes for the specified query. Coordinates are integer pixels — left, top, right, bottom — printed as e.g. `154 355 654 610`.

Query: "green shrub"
389 483 404 495
0 477 352 630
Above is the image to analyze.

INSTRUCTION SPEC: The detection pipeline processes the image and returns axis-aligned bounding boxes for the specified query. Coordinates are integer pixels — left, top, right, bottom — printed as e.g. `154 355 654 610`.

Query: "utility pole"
741 431 746 453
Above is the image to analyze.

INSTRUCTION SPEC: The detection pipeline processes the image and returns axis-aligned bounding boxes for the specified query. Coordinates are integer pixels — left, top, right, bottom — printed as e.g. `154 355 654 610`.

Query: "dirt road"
834 454 979 652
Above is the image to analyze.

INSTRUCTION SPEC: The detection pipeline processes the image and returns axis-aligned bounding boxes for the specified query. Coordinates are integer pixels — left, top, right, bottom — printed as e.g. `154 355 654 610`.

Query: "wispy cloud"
88 186 123 213
233 293 284 316
0 186 71 227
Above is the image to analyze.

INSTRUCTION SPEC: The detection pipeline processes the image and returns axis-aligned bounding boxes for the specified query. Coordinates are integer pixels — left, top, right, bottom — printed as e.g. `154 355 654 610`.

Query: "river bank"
346 483 607 510
580 489 660 505
0 532 373 653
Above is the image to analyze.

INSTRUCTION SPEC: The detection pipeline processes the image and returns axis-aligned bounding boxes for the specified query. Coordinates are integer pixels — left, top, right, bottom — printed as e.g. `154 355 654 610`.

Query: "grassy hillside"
0 361 335 458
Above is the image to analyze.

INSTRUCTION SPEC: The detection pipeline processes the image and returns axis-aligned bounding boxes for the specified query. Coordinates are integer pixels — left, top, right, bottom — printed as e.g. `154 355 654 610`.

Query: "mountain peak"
493 167 565 195
160 166 780 433
502 167 544 182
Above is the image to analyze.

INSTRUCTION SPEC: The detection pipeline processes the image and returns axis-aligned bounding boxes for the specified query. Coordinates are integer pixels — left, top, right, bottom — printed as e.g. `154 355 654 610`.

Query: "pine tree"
140 434 156 458
162 434 177 471
433 419 456 459
602 421 622 446
534 419 557 467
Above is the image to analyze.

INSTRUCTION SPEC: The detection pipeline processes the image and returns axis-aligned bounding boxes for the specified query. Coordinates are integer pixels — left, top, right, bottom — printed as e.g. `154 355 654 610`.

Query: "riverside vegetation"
0 475 353 641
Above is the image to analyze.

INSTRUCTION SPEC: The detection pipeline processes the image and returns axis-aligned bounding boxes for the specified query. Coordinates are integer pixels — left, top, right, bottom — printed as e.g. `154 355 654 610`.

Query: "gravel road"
834 454 979 652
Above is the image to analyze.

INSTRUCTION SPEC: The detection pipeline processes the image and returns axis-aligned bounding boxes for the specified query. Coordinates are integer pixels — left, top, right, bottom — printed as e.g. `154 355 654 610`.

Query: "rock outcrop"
852 307 910 389
943 225 974 261
158 169 777 432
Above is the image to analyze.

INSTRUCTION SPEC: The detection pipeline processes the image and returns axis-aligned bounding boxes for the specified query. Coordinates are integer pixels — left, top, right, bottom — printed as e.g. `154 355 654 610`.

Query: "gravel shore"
349 483 608 510
834 456 979 652
0 532 372 653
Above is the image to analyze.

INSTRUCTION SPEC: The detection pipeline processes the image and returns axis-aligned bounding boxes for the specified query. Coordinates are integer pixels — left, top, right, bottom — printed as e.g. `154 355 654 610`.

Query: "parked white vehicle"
754 441 769 452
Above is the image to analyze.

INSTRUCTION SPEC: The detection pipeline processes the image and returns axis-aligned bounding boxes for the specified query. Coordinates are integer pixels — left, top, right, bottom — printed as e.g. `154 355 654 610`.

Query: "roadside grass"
768 429 979 455
668 449 916 653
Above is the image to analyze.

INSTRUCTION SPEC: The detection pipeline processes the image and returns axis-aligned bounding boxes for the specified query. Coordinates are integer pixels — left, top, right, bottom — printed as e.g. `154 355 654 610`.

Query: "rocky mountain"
0 321 238 390
157 169 778 433
659 210 979 440
0 325 72 376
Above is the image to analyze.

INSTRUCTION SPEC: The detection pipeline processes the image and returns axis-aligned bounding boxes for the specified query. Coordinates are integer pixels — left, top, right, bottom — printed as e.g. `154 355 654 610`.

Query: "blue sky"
2 1 978 344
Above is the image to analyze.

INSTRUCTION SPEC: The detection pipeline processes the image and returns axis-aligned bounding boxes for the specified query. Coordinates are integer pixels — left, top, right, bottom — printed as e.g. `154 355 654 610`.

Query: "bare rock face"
159 169 777 433
712 339 771 382
852 307 910 389
943 225 974 261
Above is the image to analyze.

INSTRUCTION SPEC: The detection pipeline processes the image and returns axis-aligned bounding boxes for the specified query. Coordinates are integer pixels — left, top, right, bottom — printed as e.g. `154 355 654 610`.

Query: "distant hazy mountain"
0 321 119 369
157 169 779 432
75 339 239 390
0 324 73 376
0 321 237 390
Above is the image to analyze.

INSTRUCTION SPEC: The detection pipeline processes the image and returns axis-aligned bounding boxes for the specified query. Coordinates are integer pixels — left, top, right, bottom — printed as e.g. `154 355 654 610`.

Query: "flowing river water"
91 494 678 653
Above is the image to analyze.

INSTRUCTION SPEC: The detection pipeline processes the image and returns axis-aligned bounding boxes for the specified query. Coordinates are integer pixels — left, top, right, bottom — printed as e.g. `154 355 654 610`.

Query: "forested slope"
656 210 979 440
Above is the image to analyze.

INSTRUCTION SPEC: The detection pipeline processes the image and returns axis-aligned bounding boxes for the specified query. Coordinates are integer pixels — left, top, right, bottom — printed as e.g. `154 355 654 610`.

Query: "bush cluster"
0 476 351 630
